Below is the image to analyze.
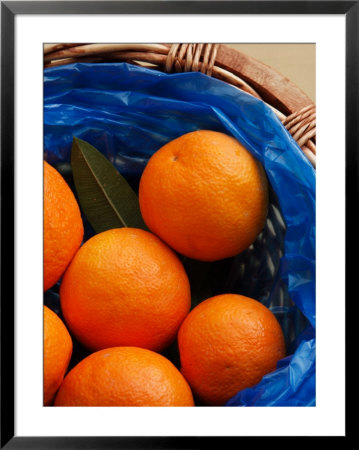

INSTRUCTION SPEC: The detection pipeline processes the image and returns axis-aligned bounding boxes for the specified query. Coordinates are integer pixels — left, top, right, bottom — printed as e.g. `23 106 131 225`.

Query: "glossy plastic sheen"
44 63 316 406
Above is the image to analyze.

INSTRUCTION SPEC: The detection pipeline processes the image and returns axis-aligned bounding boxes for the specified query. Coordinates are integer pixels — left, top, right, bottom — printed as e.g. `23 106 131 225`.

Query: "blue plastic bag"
44 63 316 406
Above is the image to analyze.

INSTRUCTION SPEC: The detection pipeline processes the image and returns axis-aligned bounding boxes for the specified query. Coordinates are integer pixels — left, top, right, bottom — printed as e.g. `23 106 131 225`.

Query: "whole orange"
139 130 268 262
178 294 286 405
60 227 191 352
44 161 84 291
54 346 194 406
44 306 73 405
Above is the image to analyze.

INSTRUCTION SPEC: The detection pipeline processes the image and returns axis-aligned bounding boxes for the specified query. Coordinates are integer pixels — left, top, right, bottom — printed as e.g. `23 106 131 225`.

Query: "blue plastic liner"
44 63 316 406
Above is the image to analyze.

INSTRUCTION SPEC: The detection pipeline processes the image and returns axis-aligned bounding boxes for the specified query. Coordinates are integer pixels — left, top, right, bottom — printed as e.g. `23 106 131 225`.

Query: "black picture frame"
1 1 354 447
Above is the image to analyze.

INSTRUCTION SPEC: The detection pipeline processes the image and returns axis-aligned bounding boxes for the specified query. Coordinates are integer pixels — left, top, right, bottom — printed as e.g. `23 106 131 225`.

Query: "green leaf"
71 137 147 234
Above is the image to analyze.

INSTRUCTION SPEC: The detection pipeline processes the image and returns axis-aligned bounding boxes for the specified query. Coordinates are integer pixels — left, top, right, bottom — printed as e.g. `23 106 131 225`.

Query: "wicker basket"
44 43 314 370
44 43 316 168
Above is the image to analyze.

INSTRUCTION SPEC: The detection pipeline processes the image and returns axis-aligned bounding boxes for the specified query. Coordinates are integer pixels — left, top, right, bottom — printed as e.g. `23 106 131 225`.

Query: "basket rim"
43 43 316 168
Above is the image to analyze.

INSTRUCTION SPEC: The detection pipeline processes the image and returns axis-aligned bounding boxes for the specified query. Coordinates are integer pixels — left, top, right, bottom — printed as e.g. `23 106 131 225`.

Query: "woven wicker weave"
44 43 316 168
44 43 314 345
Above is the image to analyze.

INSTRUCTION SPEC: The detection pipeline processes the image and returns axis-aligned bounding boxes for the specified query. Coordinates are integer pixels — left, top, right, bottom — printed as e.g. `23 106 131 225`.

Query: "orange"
178 294 286 405
44 306 73 405
54 346 194 406
44 161 84 291
139 130 268 262
60 227 191 352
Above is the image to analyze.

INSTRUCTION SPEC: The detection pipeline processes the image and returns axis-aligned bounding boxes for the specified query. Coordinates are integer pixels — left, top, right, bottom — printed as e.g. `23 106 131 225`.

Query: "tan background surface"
227 44 316 102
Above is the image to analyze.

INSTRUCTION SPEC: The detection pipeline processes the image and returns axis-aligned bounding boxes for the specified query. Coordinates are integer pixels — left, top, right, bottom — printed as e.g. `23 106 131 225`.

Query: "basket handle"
282 105 316 167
